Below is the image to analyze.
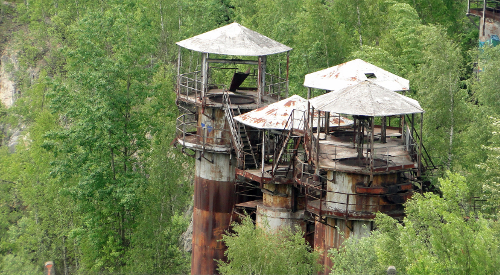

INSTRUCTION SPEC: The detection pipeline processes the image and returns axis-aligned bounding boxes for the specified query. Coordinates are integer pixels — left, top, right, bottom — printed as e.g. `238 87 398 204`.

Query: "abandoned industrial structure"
173 22 434 275
467 0 500 47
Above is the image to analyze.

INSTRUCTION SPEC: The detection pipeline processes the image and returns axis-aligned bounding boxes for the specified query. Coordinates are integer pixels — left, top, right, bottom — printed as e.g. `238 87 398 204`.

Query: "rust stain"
283 100 296 107
265 108 277 115
263 184 293 208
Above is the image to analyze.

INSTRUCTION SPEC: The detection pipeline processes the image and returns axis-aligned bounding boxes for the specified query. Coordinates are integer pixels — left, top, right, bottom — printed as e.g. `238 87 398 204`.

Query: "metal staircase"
222 91 244 166
235 107 259 169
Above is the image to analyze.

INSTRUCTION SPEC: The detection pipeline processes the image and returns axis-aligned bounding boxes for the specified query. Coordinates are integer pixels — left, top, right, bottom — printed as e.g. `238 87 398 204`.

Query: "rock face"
180 204 194 253
0 53 17 108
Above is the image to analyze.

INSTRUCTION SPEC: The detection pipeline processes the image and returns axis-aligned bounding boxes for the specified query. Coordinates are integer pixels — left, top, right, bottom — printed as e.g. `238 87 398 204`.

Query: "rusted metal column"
314 218 335 275
314 217 372 275
192 106 236 275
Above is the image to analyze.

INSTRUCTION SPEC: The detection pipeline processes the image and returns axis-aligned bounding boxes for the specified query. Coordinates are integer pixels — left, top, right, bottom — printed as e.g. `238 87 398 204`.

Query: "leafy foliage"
330 173 500 275
218 216 321 275
0 0 497 273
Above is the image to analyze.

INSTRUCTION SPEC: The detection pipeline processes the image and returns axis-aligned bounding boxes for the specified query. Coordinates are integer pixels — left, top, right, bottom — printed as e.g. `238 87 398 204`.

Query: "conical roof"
309 81 423 116
303 59 409 92
176 22 292 56
234 95 352 130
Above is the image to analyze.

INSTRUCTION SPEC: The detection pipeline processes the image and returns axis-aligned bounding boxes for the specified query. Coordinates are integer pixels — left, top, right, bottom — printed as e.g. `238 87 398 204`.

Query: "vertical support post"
411 114 415 142
261 130 266 182
286 51 290 98
353 117 357 148
261 55 267 96
400 115 404 135
483 0 487 36
310 106 314 160
418 113 423 177
316 109 321 167
182 115 186 144
370 117 374 183
381 116 387 143
317 110 321 137
401 115 405 140
257 56 262 106
325 112 330 135
307 87 311 100
319 180 323 217
345 194 349 220
177 47 181 97
201 52 209 101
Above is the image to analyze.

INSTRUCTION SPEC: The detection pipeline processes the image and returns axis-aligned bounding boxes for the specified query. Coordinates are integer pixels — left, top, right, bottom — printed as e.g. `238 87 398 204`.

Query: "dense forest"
0 0 500 274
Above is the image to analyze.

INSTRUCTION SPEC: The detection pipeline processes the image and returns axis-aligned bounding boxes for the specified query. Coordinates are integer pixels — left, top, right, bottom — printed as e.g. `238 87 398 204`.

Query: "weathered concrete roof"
303 59 409 92
176 22 292 56
234 95 353 130
310 81 423 116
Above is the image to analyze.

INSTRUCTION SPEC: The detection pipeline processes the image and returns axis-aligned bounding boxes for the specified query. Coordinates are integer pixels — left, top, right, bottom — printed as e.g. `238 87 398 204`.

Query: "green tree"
410 25 469 170
330 173 500 275
218 216 321 275
42 3 159 272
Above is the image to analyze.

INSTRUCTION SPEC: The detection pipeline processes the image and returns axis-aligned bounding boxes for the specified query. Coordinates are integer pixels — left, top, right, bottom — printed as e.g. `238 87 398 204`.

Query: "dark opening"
208 94 255 104
365 73 377 79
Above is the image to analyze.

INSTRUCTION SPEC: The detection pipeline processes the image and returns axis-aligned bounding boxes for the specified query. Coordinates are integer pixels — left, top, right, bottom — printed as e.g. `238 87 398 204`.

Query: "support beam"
381 116 387 143
207 58 258 65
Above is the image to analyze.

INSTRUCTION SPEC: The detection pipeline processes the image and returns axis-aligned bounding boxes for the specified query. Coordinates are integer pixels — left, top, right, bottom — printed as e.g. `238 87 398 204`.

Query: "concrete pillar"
256 183 305 232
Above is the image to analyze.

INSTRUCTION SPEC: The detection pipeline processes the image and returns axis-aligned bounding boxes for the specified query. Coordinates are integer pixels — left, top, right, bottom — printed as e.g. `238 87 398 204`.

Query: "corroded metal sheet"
310 81 423 116
194 178 235 212
315 218 371 275
314 218 335 275
176 22 292 56
234 95 353 130
326 171 411 215
192 151 235 275
197 107 232 146
304 59 409 92
262 183 293 208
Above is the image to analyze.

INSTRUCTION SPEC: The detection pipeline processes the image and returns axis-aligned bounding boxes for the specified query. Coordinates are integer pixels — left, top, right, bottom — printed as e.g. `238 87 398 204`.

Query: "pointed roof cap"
234 95 352 130
176 22 292 56
309 81 423 116
304 59 409 92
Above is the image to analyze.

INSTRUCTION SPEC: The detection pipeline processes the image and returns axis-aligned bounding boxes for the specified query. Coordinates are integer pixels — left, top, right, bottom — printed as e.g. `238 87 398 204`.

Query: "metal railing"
223 90 244 165
271 109 308 177
265 73 288 100
177 71 202 99
175 113 233 148
177 70 288 99
294 158 417 219
469 0 500 11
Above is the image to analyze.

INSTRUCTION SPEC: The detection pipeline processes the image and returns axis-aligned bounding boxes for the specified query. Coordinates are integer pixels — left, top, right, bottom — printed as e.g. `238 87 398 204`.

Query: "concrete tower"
301 60 430 274
174 22 291 275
